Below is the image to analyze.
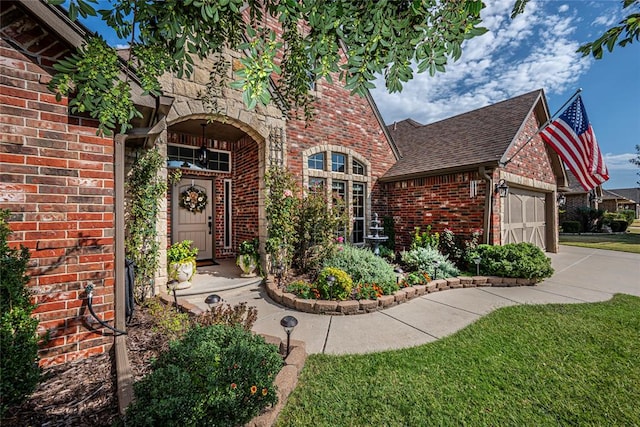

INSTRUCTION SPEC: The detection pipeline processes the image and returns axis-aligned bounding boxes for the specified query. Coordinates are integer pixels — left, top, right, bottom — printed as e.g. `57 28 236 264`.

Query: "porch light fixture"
494 179 509 198
197 123 209 167
280 315 298 357
557 193 566 206
204 293 221 310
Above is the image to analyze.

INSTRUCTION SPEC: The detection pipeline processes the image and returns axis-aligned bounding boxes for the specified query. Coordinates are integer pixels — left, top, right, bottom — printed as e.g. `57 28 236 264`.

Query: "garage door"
501 187 546 250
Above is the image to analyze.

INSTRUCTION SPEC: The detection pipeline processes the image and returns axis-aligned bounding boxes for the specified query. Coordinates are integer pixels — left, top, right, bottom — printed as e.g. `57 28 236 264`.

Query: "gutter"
479 166 493 245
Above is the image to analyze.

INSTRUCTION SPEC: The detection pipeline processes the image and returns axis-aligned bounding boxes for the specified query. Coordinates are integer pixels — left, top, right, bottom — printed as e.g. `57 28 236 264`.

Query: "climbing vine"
125 148 167 302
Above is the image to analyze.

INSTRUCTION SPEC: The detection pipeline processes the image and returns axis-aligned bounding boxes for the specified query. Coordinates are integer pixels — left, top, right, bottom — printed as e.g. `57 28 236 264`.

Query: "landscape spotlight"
280 315 298 357
205 294 221 310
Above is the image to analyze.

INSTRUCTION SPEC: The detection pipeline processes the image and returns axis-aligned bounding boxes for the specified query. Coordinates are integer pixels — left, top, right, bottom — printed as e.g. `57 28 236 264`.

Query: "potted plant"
237 238 260 277
167 240 198 289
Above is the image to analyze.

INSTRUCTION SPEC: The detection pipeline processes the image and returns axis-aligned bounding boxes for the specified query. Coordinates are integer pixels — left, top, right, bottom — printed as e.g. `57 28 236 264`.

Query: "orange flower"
262 388 268 396
250 385 257 395
230 383 237 389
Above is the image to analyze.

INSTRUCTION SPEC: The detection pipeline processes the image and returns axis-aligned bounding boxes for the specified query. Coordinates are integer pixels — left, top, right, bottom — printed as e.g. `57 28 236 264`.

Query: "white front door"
172 178 214 261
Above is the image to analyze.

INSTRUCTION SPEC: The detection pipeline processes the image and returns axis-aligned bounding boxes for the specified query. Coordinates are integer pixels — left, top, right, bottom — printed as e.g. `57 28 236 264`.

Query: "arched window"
302 146 371 245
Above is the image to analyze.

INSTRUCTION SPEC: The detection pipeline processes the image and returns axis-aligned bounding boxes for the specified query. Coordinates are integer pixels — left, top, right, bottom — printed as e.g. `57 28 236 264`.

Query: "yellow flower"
262 388 268 396
250 385 257 395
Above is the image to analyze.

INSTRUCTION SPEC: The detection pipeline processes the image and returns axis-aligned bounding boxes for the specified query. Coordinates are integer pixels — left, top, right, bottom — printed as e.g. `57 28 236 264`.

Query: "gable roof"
382 89 548 180
604 187 640 203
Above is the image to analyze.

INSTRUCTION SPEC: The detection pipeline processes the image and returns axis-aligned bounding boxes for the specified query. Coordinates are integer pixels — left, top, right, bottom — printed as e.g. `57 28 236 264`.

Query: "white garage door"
501 187 546 250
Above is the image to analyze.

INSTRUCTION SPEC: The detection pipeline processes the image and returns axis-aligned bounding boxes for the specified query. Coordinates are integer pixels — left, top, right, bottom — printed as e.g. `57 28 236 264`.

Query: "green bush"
353 283 384 300
125 325 283 427
577 207 604 232
410 225 439 250
561 221 581 233
323 245 396 289
439 229 481 270
475 243 554 281
404 271 431 286
286 280 320 300
610 220 629 232
618 209 636 225
316 267 353 300
401 247 459 279
0 210 40 416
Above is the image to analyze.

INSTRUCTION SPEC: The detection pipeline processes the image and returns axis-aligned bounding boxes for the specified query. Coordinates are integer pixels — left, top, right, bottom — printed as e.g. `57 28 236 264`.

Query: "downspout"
480 166 493 245
114 133 134 415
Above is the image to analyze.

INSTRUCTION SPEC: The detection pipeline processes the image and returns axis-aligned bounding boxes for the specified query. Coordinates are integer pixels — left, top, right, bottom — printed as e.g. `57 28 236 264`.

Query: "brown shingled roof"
383 89 545 180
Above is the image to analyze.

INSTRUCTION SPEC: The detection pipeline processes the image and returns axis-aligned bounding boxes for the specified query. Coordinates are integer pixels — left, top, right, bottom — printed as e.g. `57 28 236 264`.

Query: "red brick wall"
384 172 486 251
1 5 114 366
502 113 557 185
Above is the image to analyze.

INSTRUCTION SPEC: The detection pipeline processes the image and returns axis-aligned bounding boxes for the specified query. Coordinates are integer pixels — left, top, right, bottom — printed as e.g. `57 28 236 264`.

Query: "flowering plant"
179 185 208 213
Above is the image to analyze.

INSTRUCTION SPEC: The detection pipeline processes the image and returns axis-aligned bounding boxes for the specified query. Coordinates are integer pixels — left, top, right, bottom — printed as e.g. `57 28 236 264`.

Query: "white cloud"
604 153 637 170
592 14 617 28
558 4 569 13
371 0 592 125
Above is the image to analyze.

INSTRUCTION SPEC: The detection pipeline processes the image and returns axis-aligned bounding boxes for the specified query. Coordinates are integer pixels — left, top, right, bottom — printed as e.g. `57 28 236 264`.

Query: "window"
352 183 365 244
308 153 324 170
304 147 371 245
168 144 230 172
352 159 365 175
308 177 325 193
332 153 346 173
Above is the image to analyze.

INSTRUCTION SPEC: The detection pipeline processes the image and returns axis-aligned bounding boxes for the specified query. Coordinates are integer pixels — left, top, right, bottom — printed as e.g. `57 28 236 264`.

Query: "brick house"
558 169 604 225
383 90 566 253
601 188 639 219
1 0 170 366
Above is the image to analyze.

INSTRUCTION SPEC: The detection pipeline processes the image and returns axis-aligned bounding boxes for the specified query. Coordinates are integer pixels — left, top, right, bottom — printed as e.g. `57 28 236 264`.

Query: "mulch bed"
2 307 168 426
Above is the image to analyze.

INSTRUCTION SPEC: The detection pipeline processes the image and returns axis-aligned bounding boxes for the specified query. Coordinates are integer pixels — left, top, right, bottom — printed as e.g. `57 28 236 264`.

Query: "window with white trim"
303 147 371 245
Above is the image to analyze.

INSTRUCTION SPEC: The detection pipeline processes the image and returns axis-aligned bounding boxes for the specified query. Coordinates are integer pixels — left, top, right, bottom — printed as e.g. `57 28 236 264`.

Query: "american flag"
540 95 608 191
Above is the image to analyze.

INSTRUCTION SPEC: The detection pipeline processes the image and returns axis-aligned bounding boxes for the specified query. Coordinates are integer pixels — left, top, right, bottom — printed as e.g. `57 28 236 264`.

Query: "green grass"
559 232 640 253
277 294 640 426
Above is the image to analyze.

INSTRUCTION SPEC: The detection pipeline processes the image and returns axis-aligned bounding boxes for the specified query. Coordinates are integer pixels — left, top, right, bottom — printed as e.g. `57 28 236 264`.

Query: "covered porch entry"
166 116 264 263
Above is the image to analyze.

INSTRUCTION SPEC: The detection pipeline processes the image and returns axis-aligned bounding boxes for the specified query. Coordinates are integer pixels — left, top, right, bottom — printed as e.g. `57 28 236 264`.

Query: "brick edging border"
265 275 538 315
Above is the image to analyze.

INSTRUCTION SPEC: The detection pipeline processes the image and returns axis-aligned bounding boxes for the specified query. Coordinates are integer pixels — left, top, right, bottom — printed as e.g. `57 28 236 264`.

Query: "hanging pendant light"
197 123 209 168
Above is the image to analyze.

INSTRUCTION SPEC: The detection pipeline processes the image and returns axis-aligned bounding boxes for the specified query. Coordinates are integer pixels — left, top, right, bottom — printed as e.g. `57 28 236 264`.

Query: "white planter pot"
237 254 257 277
169 261 194 289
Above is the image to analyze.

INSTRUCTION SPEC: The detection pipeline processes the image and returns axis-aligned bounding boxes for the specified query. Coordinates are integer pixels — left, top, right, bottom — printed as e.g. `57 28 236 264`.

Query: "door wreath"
180 186 208 213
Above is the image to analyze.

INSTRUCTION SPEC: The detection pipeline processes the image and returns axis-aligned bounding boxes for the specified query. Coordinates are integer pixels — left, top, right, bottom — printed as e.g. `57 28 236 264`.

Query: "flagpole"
501 88 583 167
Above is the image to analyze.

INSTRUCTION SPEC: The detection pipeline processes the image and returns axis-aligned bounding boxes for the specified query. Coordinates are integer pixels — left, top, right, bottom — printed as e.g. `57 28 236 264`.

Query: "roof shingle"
383 89 544 180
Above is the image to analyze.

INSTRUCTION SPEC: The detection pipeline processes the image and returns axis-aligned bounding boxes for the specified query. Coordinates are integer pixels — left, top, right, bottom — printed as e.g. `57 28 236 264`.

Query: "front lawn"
560 232 640 253
277 294 640 426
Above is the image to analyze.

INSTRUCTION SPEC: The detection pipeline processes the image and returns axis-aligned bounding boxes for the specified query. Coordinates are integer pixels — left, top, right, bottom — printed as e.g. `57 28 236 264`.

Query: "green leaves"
50 0 490 130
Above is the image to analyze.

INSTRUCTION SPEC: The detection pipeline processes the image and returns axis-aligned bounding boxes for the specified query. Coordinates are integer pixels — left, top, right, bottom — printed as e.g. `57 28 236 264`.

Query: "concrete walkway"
184 245 640 355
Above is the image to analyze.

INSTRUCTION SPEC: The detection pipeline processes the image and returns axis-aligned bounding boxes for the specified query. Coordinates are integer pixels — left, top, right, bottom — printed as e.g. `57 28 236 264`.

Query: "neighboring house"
559 169 604 223
383 90 567 253
601 188 640 218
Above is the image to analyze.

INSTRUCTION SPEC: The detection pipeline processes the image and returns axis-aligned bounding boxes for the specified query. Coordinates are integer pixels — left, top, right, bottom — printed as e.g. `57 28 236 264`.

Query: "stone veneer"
266 275 538 315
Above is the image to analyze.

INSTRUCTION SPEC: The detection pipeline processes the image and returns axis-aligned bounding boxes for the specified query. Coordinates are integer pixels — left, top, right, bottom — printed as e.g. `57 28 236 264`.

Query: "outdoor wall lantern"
197 123 209 167
280 315 298 357
494 179 509 198
326 275 335 300
557 193 566 206
205 294 221 310
473 256 481 276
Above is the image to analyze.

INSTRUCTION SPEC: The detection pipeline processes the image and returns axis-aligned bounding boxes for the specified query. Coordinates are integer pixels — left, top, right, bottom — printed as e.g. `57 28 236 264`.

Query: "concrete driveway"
184 245 640 355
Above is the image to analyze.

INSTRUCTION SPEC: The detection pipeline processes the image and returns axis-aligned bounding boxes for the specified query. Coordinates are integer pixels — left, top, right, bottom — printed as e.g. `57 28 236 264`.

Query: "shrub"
125 325 283 427
193 302 258 331
410 225 439 250
562 221 581 233
285 280 320 300
475 243 554 281
618 209 636 225
354 283 384 300
577 207 604 232
403 271 431 287
144 297 191 341
610 220 629 232
294 191 347 273
0 210 40 416
439 229 481 270
316 267 353 300
323 245 397 289
401 247 459 279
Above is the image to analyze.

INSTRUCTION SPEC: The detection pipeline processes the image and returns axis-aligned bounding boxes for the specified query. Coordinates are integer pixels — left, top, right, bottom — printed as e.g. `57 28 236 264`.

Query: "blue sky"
81 1 639 189
371 0 640 190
